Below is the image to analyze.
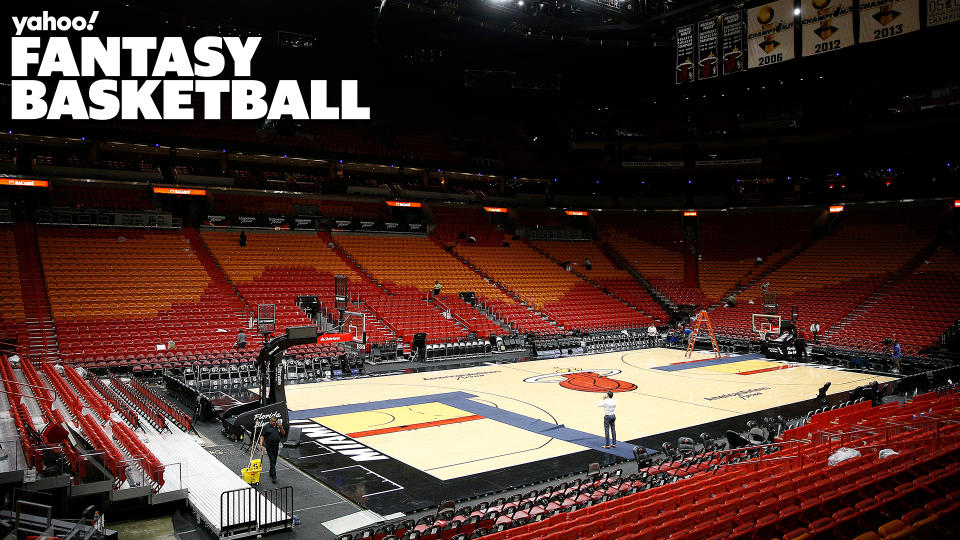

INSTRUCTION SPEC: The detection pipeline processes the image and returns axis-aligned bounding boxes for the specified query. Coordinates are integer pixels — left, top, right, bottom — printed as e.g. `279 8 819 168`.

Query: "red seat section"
596 212 708 306
696 210 818 302
39 227 258 367
530 239 667 323
457 242 654 332
824 241 960 354
334 234 492 344
202 229 395 347
708 208 940 342
448 391 960 540
432 205 506 247
0 228 25 346
436 294 503 337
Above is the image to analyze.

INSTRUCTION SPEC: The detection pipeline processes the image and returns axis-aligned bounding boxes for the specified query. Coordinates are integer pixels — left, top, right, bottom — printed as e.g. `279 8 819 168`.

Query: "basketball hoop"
752 313 781 340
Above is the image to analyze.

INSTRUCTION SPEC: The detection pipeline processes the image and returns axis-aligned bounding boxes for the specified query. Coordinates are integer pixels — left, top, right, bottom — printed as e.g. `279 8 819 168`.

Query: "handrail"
0 376 56 397
706 438 812 474
432 295 476 332
819 413 960 455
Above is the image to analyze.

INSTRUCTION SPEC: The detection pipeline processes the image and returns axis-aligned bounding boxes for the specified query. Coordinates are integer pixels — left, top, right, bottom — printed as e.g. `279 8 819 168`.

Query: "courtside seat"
451 392 960 540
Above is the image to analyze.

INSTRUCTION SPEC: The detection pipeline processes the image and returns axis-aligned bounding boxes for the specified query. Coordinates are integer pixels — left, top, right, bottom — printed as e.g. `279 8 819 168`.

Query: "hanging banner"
747 0 796 69
858 0 920 42
722 11 746 75
676 24 696 84
697 18 720 80
801 0 855 56
927 0 960 26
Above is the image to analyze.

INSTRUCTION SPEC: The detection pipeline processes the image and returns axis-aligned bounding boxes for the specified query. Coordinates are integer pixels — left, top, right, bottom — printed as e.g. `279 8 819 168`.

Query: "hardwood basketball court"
283 348 894 514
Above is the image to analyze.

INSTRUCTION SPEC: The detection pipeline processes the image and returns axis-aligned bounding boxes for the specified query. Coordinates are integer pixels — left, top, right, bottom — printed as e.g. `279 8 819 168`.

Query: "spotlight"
794 7 801 14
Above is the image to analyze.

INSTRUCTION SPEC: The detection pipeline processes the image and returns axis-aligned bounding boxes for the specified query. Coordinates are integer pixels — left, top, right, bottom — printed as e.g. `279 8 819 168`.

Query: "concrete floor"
110 515 177 539
111 351 532 539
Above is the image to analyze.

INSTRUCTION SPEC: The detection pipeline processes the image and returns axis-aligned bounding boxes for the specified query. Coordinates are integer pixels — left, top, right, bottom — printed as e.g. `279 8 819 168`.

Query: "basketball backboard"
752 313 782 338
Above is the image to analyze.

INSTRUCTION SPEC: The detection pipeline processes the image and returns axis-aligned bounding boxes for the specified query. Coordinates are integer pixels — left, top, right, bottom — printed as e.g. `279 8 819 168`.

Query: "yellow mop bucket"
242 458 262 484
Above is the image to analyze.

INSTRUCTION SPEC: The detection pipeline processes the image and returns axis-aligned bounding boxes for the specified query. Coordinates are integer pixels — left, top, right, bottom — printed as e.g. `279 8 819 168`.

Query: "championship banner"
747 0 796 69
676 24 695 84
721 11 746 75
927 0 960 26
858 0 920 42
697 18 720 80
801 0 854 56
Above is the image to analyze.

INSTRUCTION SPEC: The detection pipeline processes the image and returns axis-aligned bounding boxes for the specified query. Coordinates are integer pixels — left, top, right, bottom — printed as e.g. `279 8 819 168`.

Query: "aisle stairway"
13 223 60 362
182 228 251 318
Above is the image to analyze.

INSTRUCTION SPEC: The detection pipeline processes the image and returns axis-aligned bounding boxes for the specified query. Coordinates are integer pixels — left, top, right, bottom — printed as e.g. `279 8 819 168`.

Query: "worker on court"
259 415 286 483
598 390 617 448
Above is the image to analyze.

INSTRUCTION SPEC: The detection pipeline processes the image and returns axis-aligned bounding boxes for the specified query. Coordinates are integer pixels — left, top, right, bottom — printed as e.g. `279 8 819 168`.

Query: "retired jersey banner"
927 0 960 26
697 18 720 80
801 0 855 56
748 0 796 69
858 0 920 42
721 11 746 75
676 24 696 84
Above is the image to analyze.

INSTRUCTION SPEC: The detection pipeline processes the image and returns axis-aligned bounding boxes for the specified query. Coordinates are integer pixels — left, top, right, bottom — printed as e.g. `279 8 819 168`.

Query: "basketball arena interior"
0 1 958 539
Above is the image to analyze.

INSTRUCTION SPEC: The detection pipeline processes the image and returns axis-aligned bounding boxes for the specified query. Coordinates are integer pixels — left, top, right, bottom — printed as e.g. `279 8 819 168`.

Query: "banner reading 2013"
747 0 796 68
801 0 854 56
858 0 920 42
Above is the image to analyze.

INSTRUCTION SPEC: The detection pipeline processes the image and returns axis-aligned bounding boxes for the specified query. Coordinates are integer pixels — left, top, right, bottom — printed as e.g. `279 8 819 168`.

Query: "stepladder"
685 310 721 359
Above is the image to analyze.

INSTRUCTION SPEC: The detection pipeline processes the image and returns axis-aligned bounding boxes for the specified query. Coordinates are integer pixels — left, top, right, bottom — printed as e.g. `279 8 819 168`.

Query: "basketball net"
685 310 721 359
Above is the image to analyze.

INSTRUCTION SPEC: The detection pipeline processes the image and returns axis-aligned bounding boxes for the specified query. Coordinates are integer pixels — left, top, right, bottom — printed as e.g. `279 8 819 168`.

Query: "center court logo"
523 369 637 393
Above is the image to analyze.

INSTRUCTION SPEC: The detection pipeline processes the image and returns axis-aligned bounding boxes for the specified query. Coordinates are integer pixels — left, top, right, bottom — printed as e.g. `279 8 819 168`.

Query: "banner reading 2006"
747 0 796 68
801 0 854 56
858 0 920 42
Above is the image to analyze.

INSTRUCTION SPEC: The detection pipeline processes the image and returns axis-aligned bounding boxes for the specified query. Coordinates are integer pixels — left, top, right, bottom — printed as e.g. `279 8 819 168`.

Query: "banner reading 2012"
858 0 920 42
801 0 854 56
747 0 796 68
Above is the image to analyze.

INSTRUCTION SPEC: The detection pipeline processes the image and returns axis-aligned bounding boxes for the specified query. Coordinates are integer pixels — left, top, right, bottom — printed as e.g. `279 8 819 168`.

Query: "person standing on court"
259 415 285 483
598 390 617 448
891 339 902 373
809 322 821 343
